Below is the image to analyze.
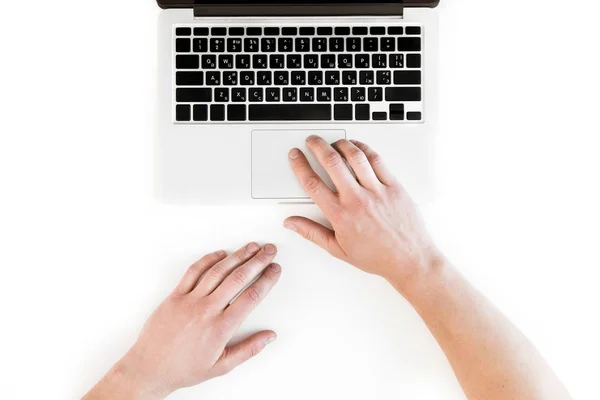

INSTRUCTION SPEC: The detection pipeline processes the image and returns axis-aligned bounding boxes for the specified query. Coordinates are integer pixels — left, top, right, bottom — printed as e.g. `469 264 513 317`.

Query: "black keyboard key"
377 71 392 85
308 71 323 85
252 54 268 69
338 54 353 68
385 87 422 101
312 38 328 52
347 38 361 52
351 87 366 102
296 38 311 52
299 27 315 36
304 55 319 69
227 38 243 52
176 88 212 103
206 71 221 86
176 27 192 37
214 88 229 102
388 26 404 35
211 27 227 36
330 38 345 52
210 38 225 52
229 27 245 36
335 27 351 35
364 38 378 52
194 27 209 36
334 104 353 121
249 88 264 102
317 87 332 102
334 87 349 102
244 38 260 52
228 105 246 121
291 71 306 85
282 27 298 36
247 27 262 36
397 37 421 52
288 54 302 68
176 104 191 121
176 38 191 53
240 71 255 85
193 104 208 121
406 26 421 35
264 27 280 36
261 38 276 52
257 71 272 86
266 88 281 102
223 71 238 86
368 87 383 102
278 38 294 52
249 104 331 121
176 71 203 86
342 71 357 85
176 55 199 69
394 70 421 85
390 54 404 68
381 37 395 52
317 27 333 35
390 104 405 120
356 104 370 121
355 54 370 69
270 55 285 69
300 87 314 102
275 71 289 85
407 54 421 68
352 27 368 35
370 27 386 35
359 70 374 85
193 38 208 52
236 54 251 69
219 54 234 69
372 54 387 69
407 111 422 120
201 54 217 69
232 88 246 102
283 88 298 102
373 112 387 121
325 71 340 85
211 104 225 121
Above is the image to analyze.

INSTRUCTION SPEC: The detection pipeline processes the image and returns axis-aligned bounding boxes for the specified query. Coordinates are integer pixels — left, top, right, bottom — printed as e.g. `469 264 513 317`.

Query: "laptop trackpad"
251 129 346 199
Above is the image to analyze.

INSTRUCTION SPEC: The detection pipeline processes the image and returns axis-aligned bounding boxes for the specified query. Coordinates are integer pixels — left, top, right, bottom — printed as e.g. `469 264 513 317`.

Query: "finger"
349 140 396 186
283 217 346 260
211 244 278 307
193 242 261 297
332 139 381 191
212 330 276 376
224 263 282 321
306 135 360 191
289 148 339 215
174 251 227 295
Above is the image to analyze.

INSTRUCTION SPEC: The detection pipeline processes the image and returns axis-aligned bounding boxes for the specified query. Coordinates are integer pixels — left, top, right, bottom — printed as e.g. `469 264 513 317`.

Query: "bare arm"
285 136 571 400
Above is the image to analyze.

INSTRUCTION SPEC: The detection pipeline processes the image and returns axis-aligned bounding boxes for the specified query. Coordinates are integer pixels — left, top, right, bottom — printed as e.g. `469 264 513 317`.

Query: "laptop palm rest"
251 129 346 200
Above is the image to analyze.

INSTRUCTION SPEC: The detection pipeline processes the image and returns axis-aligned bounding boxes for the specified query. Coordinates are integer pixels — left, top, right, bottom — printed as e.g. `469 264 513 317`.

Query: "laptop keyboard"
173 25 423 123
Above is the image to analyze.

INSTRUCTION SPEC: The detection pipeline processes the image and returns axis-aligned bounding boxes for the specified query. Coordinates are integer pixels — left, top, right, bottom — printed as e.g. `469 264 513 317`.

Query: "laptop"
156 1 439 204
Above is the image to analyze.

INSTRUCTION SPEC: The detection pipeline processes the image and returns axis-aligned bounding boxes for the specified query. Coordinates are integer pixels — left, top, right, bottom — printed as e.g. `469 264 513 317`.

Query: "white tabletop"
1 1 599 399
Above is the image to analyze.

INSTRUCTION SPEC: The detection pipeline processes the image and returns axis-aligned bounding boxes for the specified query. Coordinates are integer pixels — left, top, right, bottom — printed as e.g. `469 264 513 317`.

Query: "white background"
1 0 599 399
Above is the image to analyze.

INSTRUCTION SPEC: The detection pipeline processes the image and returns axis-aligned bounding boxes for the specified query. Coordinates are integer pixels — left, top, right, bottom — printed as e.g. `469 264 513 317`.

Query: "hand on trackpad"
251 130 346 199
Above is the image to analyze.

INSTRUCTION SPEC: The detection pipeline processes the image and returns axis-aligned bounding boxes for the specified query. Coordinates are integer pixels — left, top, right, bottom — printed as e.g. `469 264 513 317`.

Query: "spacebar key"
249 104 331 121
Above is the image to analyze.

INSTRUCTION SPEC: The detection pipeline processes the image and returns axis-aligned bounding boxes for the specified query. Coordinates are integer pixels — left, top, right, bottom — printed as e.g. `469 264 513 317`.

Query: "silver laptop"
156 1 440 204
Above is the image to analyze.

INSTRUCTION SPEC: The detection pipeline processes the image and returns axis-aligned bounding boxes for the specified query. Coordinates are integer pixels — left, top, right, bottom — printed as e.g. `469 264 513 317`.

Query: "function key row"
176 37 421 54
176 54 421 70
175 26 422 37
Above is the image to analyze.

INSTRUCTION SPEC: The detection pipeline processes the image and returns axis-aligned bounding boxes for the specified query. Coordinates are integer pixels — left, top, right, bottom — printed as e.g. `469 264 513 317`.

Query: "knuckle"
368 152 383 165
208 264 224 280
303 175 322 194
324 151 343 168
350 149 368 164
231 269 247 286
245 287 261 303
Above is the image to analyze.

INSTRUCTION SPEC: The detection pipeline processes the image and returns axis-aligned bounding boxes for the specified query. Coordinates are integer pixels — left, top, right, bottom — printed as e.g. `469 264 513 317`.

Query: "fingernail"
289 148 301 160
284 223 297 232
247 242 260 253
269 263 282 273
215 250 226 257
264 244 277 254
306 135 319 142
265 335 277 345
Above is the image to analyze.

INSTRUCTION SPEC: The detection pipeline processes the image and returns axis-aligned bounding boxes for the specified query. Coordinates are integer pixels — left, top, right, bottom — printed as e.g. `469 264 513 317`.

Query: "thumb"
213 331 276 376
283 216 346 260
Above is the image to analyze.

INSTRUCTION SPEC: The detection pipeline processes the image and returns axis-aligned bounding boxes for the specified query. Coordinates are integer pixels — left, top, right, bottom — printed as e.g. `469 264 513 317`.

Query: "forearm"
392 259 572 400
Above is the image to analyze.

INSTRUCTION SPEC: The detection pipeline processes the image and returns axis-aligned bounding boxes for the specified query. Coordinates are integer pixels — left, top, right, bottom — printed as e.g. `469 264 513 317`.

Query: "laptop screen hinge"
193 3 404 18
